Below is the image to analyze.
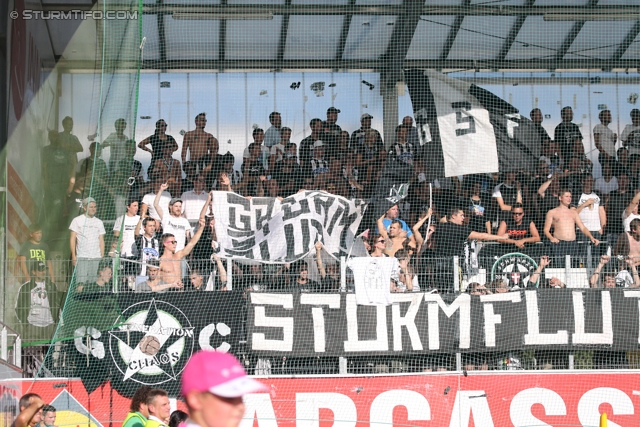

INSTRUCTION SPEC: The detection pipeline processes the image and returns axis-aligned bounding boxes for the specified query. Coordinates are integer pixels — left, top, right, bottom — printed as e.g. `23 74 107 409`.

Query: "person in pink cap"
181 351 268 427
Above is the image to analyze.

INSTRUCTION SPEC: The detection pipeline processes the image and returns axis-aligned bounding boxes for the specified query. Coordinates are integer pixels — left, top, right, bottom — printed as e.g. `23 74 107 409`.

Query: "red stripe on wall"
7 161 37 223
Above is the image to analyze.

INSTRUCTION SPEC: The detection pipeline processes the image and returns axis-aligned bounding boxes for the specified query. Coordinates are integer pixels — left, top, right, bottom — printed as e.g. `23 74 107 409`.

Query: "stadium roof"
47 0 640 72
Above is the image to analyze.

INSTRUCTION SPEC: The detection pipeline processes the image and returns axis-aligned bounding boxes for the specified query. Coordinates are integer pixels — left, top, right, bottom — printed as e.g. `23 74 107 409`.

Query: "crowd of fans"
22 106 640 297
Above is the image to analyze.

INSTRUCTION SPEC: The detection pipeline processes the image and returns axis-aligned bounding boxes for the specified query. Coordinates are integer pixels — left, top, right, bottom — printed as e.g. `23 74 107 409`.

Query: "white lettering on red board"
240 387 636 427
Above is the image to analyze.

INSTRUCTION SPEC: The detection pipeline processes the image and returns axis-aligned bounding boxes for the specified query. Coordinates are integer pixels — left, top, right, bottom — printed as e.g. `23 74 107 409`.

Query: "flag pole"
425 183 433 243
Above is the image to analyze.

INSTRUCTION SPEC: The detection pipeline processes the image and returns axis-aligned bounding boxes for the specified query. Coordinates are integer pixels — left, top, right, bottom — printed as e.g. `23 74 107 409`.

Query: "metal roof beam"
382 0 423 82
612 21 640 62
497 0 535 63
335 0 356 61
556 0 599 61
440 0 470 61
53 58 640 71
40 3 639 16
276 0 292 67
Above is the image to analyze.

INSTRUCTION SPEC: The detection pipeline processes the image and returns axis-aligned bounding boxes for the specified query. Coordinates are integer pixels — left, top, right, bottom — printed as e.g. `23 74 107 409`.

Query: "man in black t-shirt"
323 107 342 156
495 203 541 256
18 224 54 283
428 207 508 292
606 174 632 241
554 106 583 160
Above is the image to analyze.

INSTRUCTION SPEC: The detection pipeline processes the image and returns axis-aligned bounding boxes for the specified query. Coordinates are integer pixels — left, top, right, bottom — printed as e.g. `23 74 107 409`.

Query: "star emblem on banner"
109 299 194 383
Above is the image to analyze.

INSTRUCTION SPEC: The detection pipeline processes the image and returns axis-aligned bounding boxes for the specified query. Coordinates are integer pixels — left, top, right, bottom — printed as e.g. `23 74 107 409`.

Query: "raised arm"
178 218 206 258
154 182 169 220
468 231 508 241
13 396 45 427
530 255 550 287
538 177 553 197
377 214 390 240
213 253 227 286
200 191 213 221
590 255 610 288
315 241 326 279
411 209 431 253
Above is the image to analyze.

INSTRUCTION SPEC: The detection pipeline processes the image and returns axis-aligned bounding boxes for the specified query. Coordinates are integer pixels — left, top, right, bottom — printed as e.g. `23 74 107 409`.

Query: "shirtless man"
181 113 219 166
614 218 640 266
159 218 205 285
544 189 599 263
376 214 415 257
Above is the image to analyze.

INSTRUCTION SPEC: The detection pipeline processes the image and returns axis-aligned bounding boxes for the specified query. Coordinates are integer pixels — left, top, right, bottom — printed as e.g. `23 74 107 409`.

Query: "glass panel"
447 16 517 60
506 17 574 60
225 16 283 59
141 14 161 61
406 16 457 60
218 73 248 168
342 15 397 60
164 16 220 60
565 21 638 60
621 32 640 60
284 15 344 60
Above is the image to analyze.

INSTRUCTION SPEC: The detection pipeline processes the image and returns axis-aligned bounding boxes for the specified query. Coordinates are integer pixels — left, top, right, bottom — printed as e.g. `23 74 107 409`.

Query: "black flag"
356 155 413 235
405 69 540 181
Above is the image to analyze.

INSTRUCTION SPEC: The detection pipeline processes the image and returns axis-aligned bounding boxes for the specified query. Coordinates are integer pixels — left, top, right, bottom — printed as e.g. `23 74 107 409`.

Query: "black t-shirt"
322 122 342 155
19 241 50 272
299 136 319 171
504 217 532 240
273 162 303 196
467 194 493 233
607 190 633 234
433 222 472 257
534 123 551 144
554 122 582 158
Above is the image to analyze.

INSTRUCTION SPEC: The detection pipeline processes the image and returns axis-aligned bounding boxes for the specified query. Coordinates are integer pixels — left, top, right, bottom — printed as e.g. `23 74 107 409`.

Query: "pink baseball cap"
181 351 269 398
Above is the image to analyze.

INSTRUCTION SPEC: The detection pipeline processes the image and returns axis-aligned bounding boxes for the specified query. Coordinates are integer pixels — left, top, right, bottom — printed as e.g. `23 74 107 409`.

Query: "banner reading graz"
247 290 640 356
55 291 245 397
211 191 365 262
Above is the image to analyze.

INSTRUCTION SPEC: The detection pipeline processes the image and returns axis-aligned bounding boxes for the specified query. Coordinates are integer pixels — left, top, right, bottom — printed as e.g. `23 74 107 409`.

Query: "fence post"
0 327 6 361
565 255 571 285
453 256 460 292
340 256 346 292
15 336 21 368
456 353 462 371
568 353 574 370
339 357 347 374
226 258 233 291
587 244 592 271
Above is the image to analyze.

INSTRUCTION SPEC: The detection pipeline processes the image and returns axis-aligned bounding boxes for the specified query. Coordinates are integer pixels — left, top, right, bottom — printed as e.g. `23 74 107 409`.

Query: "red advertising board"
5 371 640 427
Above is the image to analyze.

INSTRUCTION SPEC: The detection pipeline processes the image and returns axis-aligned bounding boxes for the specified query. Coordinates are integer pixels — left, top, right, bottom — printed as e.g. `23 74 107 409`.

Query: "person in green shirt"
123 386 152 427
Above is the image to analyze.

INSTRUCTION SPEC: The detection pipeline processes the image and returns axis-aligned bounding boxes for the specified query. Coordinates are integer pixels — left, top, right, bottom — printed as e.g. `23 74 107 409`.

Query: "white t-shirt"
103 132 129 167
594 176 618 195
346 257 398 306
621 124 640 154
623 212 640 232
27 281 54 327
113 214 140 256
270 143 286 163
162 215 192 251
593 124 616 157
576 192 602 232
181 190 208 220
142 191 171 221
69 214 106 258
264 126 281 148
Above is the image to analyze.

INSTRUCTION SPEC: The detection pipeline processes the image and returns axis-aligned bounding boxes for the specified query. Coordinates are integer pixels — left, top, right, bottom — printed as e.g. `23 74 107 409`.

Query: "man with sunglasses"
495 203 541 256
159 217 206 286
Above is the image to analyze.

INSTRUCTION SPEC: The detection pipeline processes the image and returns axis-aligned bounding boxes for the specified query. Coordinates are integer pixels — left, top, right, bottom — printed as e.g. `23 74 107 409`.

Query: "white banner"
212 191 366 262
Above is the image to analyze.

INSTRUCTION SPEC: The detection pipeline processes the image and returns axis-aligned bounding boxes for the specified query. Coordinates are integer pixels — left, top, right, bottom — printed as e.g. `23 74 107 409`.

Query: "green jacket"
144 418 168 427
123 412 148 427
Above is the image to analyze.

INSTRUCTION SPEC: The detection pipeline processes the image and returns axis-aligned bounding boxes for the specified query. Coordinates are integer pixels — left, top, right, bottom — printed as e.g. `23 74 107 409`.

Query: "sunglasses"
377 239 385 243
165 240 177 244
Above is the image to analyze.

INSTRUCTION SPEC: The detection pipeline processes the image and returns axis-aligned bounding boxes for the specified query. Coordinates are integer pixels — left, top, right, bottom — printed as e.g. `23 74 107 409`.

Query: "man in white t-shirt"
181 174 208 221
593 109 617 164
154 183 192 251
69 197 106 284
113 199 140 279
594 161 618 195
102 118 129 172
264 111 282 148
621 109 640 155
574 175 606 247
346 257 398 306
141 176 171 221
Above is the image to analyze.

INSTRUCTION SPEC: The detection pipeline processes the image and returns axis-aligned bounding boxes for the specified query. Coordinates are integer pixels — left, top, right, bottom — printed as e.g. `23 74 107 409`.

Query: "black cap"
327 107 341 114
31 261 46 272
